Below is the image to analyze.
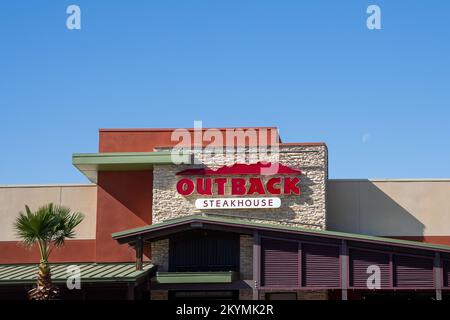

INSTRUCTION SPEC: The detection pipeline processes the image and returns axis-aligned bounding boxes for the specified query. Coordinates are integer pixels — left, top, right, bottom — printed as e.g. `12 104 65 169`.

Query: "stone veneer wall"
239 235 253 280
150 290 168 300
150 145 327 299
152 145 328 229
239 289 254 300
258 290 328 300
150 290 327 300
151 239 169 272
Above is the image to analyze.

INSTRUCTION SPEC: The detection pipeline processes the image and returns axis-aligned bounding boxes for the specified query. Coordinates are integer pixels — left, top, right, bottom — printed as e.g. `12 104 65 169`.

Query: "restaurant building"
1 126 450 300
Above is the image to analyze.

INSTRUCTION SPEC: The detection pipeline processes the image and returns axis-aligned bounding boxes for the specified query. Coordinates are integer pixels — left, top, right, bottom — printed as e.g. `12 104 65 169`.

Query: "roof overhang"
112 215 450 255
72 151 192 183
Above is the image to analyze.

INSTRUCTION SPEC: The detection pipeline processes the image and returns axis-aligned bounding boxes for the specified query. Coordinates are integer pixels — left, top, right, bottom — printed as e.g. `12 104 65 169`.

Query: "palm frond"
14 203 85 254
51 205 85 247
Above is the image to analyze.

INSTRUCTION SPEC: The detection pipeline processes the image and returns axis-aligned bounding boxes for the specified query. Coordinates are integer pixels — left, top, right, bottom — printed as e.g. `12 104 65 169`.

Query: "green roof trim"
0 263 155 285
112 214 450 253
72 151 191 183
156 271 237 284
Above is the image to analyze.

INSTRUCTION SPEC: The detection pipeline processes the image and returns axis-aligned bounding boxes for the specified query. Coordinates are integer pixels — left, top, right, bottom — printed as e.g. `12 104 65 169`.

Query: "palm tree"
14 203 84 300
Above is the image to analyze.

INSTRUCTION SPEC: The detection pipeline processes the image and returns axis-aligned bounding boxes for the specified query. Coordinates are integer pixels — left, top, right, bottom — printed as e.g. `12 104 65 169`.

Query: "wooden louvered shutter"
349 249 391 288
302 243 340 287
443 260 450 287
394 255 434 288
261 238 299 287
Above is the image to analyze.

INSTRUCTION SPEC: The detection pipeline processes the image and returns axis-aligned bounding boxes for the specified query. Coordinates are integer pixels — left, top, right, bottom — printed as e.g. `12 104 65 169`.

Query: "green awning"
0 263 156 285
72 151 191 182
156 271 237 284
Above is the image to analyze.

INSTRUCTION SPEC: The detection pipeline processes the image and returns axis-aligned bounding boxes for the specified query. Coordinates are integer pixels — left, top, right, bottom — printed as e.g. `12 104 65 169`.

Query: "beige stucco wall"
0 184 97 241
327 179 450 236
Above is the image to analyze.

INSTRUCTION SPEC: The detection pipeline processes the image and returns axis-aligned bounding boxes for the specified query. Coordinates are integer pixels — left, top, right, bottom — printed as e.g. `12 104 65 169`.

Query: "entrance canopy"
112 214 450 253
113 215 450 298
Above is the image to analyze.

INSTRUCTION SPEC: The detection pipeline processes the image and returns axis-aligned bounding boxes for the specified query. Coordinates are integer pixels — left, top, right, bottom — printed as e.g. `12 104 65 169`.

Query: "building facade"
1 127 450 300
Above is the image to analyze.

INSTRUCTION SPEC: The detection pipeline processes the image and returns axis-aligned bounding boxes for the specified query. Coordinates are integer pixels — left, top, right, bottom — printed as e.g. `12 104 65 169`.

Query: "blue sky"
0 1 449 183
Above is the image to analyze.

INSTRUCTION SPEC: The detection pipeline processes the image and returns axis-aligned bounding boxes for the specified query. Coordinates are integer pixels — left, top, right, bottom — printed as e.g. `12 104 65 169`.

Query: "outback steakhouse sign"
176 162 301 209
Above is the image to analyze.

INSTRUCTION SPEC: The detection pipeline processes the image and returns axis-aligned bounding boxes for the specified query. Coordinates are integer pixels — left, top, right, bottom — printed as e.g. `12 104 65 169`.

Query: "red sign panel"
176 162 301 196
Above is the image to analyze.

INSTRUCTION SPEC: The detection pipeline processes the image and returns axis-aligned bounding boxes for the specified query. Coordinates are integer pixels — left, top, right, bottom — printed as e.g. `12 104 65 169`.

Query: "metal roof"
112 214 450 253
0 263 155 285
